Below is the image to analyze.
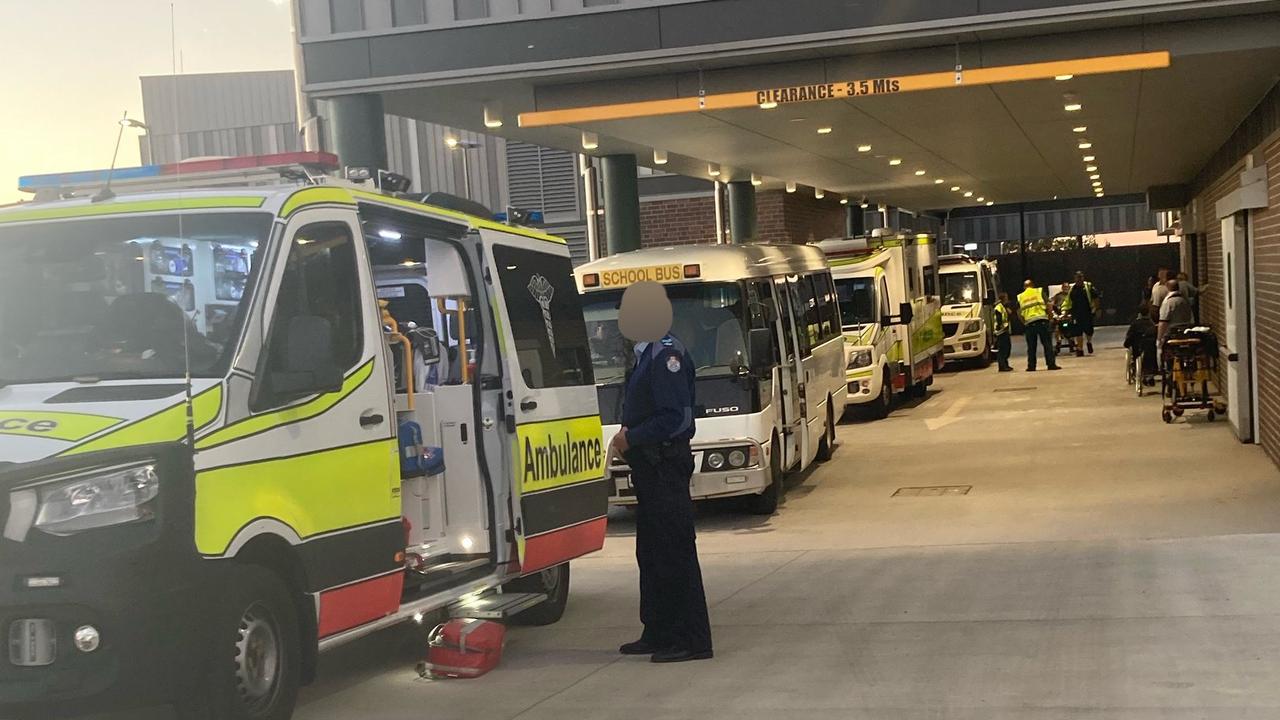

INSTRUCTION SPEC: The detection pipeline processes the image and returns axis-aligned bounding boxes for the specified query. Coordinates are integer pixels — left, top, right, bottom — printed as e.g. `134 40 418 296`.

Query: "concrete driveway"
293 326 1280 719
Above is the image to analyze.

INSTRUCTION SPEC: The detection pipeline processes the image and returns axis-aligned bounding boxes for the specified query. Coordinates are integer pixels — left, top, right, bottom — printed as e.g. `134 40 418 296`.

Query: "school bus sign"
518 51 1169 127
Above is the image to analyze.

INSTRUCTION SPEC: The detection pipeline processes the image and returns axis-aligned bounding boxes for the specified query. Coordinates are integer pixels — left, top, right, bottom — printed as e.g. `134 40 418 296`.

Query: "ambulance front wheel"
184 565 301 720
505 563 570 626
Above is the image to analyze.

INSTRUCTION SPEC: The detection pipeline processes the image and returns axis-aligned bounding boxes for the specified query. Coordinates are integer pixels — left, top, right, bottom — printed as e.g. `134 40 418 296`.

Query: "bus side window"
791 275 816 357
746 280 780 364
880 276 891 320
813 272 837 342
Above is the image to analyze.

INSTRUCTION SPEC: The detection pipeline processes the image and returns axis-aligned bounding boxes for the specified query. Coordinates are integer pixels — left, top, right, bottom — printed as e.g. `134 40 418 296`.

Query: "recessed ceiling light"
986 201 994 206
708 162 721 177
1092 181 1102 187
1078 141 1093 149
751 173 763 187
789 118 807 123
1073 126 1087 133
964 191 974 198
840 197 849 205
1083 155 1096 162
1065 102 1083 112
858 144 872 153
934 178 945 184
1086 165 1098 172
976 197 985 202
817 127 833 135
759 101 779 109
815 188 825 199
786 181 797 193
581 132 599 150
1056 74 1074 81
951 186 961 192
860 200 869 209
915 169 927 176
889 158 902 166
1089 174 1101 180
653 149 668 165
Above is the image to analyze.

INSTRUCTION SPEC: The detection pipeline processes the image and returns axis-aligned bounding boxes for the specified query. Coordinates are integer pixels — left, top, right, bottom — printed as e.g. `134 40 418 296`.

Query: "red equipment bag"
419 618 506 679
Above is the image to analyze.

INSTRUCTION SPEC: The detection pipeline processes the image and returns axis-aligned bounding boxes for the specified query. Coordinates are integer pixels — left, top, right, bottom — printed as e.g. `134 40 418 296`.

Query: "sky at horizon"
0 0 295 205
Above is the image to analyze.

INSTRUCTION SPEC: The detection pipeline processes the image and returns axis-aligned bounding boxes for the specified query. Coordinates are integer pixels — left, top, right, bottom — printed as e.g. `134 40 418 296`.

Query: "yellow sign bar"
518 51 1170 128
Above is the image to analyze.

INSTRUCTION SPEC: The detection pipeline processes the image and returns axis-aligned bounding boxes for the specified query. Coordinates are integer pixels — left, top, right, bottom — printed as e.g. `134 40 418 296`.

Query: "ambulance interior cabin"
360 206 492 593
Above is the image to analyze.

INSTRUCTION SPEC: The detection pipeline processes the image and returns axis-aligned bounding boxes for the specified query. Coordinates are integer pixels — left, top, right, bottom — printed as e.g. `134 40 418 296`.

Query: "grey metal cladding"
658 0 979 47
361 10 659 78
140 71 298 136
304 38 374 83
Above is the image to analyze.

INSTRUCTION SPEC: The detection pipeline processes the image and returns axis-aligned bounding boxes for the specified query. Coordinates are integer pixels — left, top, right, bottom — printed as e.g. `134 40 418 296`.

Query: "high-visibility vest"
1018 287 1049 324
1061 281 1096 313
993 302 1011 335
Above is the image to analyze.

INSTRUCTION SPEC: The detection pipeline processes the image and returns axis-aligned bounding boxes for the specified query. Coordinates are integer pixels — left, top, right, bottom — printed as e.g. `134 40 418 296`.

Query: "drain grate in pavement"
893 485 972 497
994 386 1038 393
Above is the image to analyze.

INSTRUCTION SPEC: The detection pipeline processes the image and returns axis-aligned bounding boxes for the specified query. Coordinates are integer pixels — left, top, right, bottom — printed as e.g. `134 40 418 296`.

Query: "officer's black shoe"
619 640 659 655
1048 365 1062 371
651 648 714 663
998 366 1014 372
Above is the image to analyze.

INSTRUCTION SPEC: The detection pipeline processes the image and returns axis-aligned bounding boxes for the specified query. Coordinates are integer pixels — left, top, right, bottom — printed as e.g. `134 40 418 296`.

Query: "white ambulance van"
938 254 1002 365
0 153 607 720
817 233 945 418
574 244 846 514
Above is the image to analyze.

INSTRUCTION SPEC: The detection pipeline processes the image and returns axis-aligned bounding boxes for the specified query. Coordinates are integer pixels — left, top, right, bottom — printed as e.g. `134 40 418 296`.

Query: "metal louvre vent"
505 141 579 217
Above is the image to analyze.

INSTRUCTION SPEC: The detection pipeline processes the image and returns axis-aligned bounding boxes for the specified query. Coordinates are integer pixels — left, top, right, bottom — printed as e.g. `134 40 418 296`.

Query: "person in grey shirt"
1158 279 1194 342
1150 268 1171 322
1177 271 1200 323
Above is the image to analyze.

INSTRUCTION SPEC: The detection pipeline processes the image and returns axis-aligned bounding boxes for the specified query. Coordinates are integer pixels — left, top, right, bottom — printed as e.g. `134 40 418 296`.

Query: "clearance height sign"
518 51 1170 127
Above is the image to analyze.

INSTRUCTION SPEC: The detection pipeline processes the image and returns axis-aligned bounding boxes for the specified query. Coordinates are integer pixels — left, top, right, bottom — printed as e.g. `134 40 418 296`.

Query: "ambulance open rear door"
478 228 610 573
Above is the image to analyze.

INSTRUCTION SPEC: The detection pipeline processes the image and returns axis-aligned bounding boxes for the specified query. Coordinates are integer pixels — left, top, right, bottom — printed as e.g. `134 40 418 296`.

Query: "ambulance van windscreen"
0 213 270 386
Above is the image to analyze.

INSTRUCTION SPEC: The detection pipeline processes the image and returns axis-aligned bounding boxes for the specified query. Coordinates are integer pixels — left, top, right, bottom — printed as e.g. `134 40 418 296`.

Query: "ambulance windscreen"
0 212 270 386
940 271 979 305
834 277 876 327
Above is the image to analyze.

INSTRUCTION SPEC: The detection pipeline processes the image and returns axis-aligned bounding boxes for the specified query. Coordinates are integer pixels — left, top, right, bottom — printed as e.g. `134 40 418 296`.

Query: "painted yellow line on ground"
518 51 1170 127
925 395 973 432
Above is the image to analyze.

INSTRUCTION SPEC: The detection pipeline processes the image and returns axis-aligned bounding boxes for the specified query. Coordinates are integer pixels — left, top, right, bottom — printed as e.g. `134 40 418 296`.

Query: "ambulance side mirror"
892 302 914 326
747 328 773 376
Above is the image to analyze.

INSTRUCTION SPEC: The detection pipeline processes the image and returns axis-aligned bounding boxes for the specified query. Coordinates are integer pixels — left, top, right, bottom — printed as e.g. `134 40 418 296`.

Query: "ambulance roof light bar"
19 151 341 202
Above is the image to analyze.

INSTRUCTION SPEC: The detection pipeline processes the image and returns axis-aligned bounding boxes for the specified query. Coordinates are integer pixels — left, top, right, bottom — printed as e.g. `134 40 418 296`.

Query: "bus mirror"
747 328 772 374
896 302 914 326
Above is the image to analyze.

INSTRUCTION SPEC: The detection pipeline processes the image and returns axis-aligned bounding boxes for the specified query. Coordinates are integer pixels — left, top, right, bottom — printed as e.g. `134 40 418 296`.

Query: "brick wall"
1186 134 1280 468
1255 137 1280 467
638 189 846 247
639 195 718 246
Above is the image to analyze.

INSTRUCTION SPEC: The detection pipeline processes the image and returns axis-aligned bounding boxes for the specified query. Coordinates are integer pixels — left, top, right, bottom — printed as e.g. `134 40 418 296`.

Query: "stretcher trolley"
1160 327 1225 423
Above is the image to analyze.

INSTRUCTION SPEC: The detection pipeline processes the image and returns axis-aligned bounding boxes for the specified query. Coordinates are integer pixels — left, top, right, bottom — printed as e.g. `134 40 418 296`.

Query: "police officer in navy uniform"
611 282 713 663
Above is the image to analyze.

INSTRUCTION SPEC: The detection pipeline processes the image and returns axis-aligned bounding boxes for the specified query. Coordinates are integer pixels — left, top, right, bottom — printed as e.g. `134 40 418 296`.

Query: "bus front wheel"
744 435 785 515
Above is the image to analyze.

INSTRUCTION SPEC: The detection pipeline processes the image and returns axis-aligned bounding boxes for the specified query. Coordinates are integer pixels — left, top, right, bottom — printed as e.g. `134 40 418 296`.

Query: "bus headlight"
847 349 873 369
702 446 757 472
30 462 159 536
962 321 983 335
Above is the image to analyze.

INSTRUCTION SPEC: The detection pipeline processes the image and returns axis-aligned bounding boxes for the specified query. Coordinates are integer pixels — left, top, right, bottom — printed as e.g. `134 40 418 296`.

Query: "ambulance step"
448 592 547 620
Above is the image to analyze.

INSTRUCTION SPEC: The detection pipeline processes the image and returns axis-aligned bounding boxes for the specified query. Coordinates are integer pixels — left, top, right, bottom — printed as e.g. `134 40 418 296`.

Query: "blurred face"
1075 272 1084 283
618 281 673 343
1167 279 1180 293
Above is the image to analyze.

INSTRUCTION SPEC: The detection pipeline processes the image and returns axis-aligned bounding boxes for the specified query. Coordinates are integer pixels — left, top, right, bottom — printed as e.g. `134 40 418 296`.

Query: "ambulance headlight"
847 349 873 369
706 452 726 471
29 463 159 536
962 321 983 335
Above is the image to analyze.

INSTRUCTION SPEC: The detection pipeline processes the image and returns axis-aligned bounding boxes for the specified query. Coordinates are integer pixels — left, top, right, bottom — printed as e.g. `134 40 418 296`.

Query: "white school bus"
0 154 607 719
574 244 846 514
817 233 945 418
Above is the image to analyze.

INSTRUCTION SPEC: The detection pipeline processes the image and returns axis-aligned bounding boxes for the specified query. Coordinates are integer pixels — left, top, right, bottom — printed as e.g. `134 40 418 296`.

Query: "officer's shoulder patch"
666 354 682 373
661 337 675 347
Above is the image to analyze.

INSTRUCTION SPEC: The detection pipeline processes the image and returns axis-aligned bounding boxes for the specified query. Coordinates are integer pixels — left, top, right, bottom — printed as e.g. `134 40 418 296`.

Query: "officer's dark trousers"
1024 319 1057 370
996 333 1012 369
626 442 713 653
